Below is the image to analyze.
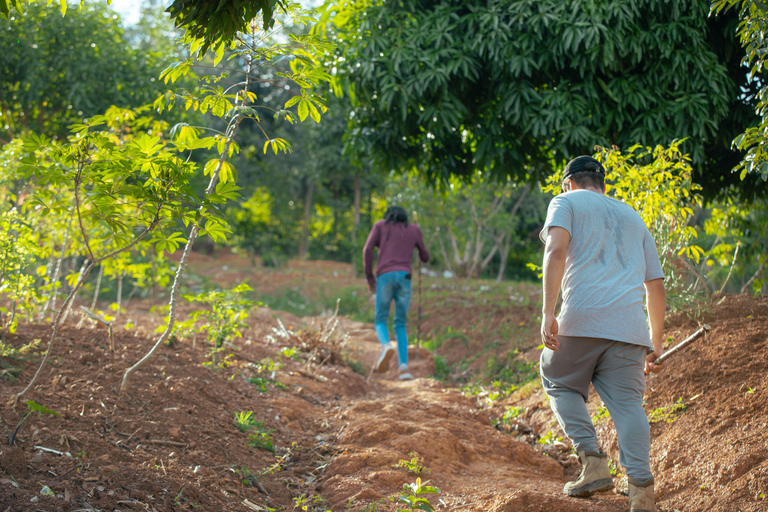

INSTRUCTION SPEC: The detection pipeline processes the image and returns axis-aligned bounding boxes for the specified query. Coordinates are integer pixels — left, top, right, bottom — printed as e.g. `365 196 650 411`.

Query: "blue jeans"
374 271 411 368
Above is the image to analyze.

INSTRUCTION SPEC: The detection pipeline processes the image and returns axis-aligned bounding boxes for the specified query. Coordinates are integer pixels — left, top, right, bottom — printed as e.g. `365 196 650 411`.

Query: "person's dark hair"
563 171 605 192
561 155 606 192
383 205 408 226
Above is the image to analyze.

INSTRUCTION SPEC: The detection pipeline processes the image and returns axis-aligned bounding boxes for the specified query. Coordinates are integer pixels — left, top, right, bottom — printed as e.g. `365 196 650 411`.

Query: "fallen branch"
655 325 712 365
148 439 189 448
295 369 328 382
34 446 71 457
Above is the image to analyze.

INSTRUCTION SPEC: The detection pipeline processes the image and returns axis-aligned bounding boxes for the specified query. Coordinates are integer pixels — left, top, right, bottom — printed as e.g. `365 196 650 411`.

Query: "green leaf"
297 99 309 122
26 400 61 417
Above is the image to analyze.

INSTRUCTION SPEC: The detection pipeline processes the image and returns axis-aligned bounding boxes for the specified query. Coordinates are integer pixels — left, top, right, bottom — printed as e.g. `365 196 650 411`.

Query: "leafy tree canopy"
319 0 755 194
712 0 768 182
1 0 287 57
0 1 178 141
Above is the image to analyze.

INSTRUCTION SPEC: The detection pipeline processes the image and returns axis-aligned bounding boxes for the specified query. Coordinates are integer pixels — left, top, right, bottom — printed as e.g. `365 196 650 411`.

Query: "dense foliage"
0 2 176 142
319 0 756 196
712 0 768 182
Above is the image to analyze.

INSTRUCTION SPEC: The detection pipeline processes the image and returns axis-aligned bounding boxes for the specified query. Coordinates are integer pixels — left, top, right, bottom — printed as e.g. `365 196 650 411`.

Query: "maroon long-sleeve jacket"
363 220 430 290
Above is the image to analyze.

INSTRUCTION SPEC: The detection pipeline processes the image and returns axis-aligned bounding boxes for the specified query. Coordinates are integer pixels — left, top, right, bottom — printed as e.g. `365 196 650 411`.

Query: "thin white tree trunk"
741 256 767 294
121 54 253 392
91 264 104 309
40 214 74 320
116 272 124 312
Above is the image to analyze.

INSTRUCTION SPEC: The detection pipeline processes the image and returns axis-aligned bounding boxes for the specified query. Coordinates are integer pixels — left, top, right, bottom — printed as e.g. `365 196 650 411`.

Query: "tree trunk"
91 264 104 309
116 272 124 312
741 256 767 294
41 214 74 320
496 232 512 282
494 184 530 282
351 171 362 277
299 180 314 260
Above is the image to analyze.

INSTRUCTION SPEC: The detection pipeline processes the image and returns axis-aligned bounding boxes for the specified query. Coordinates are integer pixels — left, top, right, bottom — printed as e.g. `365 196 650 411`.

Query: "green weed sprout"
393 452 431 474
293 494 331 511
182 283 257 365
7 400 60 446
648 398 687 424
390 478 440 512
591 404 610 425
248 425 275 452
234 411 257 432
234 411 275 451
537 430 563 446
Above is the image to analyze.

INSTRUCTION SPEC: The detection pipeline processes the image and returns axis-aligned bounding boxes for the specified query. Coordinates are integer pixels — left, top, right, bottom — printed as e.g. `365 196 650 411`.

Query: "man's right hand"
645 348 664 374
541 313 560 351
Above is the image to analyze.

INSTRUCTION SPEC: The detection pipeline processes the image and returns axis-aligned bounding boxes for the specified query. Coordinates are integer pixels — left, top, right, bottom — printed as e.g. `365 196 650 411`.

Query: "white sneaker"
399 372 413 380
375 344 396 373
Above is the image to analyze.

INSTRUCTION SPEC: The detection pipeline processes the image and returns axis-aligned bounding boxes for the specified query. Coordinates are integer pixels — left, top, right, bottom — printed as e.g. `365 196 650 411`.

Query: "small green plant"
180 283 257 365
280 346 301 360
6 400 61 446
591 404 610 425
390 478 440 512
393 452 431 474
344 355 367 377
234 411 257 432
247 421 275 452
537 430 563 446
500 405 523 425
433 354 450 381
745 386 756 397
607 458 621 478
247 356 288 393
293 494 331 511
235 466 257 487
234 410 275 451
648 398 688 424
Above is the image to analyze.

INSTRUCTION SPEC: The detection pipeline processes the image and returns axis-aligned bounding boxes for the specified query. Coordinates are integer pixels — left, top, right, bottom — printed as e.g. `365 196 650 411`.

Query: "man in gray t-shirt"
539 156 666 512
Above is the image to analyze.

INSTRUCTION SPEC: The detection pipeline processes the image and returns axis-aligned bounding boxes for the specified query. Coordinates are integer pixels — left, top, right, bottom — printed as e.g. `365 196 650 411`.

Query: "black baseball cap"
563 156 605 179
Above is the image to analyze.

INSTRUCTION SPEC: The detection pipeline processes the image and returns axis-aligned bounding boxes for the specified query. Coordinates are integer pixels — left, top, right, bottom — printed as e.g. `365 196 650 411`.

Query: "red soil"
0 255 766 512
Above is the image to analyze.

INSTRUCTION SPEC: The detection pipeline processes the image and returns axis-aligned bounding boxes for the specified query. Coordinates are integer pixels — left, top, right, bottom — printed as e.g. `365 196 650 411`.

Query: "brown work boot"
563 450 614 497
628 476 655 511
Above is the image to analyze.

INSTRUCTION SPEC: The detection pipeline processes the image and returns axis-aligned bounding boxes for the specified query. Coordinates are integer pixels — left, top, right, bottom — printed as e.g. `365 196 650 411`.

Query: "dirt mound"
0 310 370 511
321 377 630 512
487 293 768 512
642 293 768 512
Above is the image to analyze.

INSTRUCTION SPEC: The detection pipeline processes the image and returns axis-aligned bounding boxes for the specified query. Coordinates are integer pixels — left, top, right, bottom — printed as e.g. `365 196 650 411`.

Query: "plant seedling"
537 430 563 446
234 411 257 432
7 400 60 446
247 422 275 453
648 398 687 424
390 478 440 512
392 452 431 474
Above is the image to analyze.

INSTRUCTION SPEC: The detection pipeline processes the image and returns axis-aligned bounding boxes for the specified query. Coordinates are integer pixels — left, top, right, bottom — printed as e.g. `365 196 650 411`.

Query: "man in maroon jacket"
363 206 430 380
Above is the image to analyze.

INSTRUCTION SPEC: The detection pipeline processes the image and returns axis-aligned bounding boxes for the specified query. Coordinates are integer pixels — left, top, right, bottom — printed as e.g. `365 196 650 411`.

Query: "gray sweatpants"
540 336 653 481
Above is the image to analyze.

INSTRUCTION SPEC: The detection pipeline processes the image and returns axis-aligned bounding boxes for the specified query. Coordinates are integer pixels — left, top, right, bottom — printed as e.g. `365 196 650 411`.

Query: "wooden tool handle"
654 324 711 365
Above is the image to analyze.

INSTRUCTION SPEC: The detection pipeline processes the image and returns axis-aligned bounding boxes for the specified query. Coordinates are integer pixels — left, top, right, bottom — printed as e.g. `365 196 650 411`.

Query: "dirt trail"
322 321 627 512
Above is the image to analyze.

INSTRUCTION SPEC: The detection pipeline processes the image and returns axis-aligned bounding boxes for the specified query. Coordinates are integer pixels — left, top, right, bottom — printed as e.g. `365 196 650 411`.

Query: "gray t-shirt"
540 190 664 348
